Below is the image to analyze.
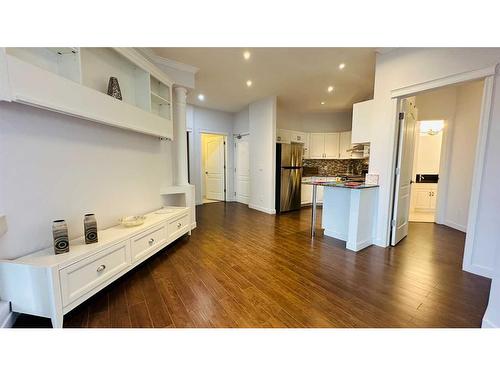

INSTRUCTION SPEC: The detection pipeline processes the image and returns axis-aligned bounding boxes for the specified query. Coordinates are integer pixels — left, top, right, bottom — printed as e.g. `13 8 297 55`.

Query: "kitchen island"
303 180 378 251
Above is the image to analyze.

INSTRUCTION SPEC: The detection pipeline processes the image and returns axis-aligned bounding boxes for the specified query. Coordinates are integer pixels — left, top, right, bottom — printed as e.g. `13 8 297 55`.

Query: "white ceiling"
152 48 376 114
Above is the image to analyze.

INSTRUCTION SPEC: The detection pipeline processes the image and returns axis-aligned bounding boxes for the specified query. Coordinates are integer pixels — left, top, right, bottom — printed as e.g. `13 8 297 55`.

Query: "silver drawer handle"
177 222 182 228
149 238 155 245
96 264 106 272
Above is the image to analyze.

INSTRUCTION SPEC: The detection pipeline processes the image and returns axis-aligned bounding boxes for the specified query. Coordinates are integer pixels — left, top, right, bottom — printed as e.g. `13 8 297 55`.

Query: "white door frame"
234 133 250 204
200 131 228 202
388 65 497 277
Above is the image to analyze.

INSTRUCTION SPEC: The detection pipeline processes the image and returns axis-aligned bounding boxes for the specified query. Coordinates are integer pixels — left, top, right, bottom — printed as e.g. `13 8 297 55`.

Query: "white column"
173 86 189 186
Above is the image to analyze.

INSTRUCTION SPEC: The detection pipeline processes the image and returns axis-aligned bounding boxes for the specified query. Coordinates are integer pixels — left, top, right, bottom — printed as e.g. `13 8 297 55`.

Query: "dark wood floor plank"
108 279 132 328
129 301 153 328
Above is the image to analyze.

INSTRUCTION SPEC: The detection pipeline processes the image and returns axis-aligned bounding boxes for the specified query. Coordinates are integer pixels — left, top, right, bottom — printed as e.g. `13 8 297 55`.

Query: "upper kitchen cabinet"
309 133 326 158
290 131 306 144
276 128 292 143
324 133 340 159
339 131 352 159
352 99 373 144
0 47 174 139
309 133 340 159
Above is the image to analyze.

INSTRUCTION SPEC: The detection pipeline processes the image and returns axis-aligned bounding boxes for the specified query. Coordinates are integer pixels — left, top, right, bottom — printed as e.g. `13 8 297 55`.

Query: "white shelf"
1 47 174 139
151 91 171 106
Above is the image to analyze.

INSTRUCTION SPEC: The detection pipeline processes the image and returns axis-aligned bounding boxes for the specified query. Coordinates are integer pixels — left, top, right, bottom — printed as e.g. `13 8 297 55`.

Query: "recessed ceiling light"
339 63 346 70
327 86 334 93
198 94 205 101
243 51 251 60
320 101 325 105
246 80 252 87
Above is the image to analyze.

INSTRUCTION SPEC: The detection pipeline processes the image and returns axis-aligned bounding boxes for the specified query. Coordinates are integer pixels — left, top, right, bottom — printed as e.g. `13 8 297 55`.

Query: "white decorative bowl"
119 215 146 227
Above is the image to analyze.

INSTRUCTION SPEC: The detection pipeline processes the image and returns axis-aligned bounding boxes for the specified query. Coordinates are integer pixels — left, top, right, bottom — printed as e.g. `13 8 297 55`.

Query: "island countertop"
302 180 379 190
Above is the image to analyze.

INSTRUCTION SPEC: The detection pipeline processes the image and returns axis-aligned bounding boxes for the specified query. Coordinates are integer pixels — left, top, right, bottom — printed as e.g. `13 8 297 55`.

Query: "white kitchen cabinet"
412 183 438 211
317 185 324 203
303 133 310 158
308 133 340 159
309 133 326 158
352 99 373 144
301 183 313 205
276 128 292 144
324 133 340 159
291 131 306 144
339 131 352 159
301 183 323 205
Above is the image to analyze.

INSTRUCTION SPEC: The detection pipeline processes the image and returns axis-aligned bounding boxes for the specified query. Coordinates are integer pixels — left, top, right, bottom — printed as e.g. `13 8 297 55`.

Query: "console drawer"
167 213 189 241
60 240 130 307
130 223 167 263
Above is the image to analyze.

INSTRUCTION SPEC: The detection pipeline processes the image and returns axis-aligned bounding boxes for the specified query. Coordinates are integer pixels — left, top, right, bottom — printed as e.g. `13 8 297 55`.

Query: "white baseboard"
0 301 18 328
248 204 276 215
462 261 493 279
324 229 347 241
482 317 498 328
443 220 467 233
346 238 373 252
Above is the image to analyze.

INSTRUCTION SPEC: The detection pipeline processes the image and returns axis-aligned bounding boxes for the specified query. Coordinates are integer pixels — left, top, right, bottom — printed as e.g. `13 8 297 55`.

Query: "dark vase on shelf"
53 220 69 254
84 214 98 244
107 77 122 100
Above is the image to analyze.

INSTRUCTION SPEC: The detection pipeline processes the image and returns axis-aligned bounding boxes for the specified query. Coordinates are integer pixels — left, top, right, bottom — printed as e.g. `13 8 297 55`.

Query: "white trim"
114 48 173 85
391 65 497 98
0 301 18 328
464 263 493 279
248 204 276 215
482 318 498 328
443 220 467 233
137 48 199 74
462 75 496 277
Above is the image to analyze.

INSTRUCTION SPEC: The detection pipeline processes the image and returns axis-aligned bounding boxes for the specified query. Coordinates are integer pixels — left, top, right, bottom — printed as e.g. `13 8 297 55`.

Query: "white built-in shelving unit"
0 47 174 139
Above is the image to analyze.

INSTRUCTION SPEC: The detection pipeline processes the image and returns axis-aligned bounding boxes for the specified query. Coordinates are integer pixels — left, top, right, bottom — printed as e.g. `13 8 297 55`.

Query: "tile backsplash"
303 158 367 176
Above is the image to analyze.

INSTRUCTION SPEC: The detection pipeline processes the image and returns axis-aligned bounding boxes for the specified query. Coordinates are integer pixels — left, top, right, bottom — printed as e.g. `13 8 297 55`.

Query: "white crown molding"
375 48 398 55
137 48 199 74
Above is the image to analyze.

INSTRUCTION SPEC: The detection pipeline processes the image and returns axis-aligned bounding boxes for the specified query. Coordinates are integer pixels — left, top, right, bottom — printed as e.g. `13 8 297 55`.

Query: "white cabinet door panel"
339 131 352 159
309 133 325 159
324 133 340 159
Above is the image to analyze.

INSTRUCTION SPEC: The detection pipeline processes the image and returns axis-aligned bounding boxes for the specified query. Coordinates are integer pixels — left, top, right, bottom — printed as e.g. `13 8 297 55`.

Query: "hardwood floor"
13 202 491 328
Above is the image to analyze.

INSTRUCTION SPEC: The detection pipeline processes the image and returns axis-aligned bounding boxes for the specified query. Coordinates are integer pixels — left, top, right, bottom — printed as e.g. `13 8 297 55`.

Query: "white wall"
367 48 500 279
248 97 277 214
233 106 249 135
277 106 352 132
0 102 172 260
444 81 483 231
186 105 235 205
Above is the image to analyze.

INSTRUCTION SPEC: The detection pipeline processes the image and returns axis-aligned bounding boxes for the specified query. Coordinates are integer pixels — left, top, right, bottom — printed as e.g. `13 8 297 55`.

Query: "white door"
235 137 250 204
205 135 225 201
391 98 418 246
324 133 340 159
309 133 325 158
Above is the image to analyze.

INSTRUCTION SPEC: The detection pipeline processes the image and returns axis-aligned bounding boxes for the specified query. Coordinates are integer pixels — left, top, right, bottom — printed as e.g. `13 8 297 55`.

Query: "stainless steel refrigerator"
276 143 303 213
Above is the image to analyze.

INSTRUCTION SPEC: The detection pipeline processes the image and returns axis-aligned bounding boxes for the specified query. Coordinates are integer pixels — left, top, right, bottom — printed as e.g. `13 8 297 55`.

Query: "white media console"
0 206 193 328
